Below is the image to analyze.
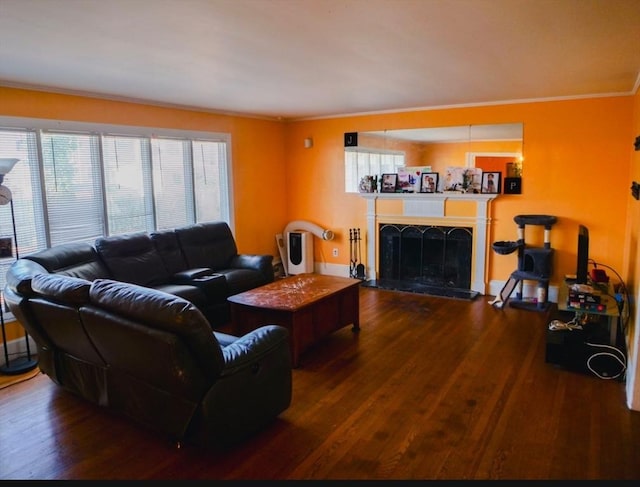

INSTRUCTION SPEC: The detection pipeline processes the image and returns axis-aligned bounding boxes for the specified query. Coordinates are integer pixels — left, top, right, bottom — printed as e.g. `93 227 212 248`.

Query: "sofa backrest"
85 279 225 381
23 241 110 281
149 228 188 275
95 232 171 287
175 221 237 271
29 273 106 366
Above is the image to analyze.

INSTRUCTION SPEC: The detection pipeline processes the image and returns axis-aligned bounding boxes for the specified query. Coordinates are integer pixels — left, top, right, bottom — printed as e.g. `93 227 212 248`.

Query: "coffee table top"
227 274 361 311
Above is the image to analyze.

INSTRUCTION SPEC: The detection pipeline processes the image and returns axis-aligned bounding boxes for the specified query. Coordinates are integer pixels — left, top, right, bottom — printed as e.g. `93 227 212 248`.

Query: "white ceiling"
1 0 639 121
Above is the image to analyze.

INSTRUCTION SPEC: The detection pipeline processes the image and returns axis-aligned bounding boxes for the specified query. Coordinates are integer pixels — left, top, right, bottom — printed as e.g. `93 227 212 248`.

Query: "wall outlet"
332 248 338 257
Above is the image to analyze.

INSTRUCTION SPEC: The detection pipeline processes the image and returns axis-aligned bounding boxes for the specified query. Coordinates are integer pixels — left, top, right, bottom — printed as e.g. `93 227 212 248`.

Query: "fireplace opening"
363 223 479 300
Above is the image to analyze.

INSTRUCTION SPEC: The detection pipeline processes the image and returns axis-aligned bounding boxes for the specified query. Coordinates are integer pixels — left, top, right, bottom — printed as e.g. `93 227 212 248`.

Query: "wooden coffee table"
228 274 361 367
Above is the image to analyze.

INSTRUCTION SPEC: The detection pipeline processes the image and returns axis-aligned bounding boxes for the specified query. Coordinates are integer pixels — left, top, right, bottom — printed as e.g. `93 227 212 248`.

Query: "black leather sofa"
3 221 291 447
7 221 275 327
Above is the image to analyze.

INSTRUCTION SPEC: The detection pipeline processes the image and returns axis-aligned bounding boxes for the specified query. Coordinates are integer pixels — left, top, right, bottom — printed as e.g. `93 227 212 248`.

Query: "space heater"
287 231 314 274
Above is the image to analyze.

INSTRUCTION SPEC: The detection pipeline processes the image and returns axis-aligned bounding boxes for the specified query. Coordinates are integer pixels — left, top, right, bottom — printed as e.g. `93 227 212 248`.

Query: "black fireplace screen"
379 223 473 289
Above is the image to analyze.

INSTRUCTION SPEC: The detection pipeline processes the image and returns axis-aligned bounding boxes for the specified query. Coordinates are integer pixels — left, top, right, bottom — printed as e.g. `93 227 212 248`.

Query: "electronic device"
591 268 609 283
576 224 589 284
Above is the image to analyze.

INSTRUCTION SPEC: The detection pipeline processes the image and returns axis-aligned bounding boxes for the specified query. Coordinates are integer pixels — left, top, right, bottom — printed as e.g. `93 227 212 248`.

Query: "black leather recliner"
4 272 292 447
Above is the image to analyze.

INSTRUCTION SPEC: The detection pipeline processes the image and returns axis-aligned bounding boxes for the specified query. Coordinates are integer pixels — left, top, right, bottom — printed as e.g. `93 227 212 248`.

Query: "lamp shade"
0 158 19 175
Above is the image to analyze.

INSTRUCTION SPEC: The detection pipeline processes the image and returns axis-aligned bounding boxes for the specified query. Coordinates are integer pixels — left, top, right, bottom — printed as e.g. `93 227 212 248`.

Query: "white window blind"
151 138 194 230
41 132 105 245
102 135 155 235
0 120 232 309
193 140 228 222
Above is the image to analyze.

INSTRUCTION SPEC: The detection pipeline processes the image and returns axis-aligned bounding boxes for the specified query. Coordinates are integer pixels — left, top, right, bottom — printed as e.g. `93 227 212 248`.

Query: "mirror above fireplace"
358 123 523 176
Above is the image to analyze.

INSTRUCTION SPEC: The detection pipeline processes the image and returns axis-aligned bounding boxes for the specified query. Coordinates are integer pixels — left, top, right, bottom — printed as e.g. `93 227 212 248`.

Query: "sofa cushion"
175 221 237 271
31 273 91 306
95 232 171 287
88 279 225 377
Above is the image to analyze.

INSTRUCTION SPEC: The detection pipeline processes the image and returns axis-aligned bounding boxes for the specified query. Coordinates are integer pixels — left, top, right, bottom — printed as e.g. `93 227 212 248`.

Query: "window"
344 148 405 193
0 118 232 305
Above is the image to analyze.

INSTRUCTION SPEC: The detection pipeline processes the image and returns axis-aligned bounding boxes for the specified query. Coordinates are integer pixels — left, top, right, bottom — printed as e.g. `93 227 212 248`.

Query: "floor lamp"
0 158 37 375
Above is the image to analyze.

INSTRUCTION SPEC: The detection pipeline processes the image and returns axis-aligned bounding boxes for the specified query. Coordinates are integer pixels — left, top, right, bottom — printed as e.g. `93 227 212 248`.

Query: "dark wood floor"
1 287 639 480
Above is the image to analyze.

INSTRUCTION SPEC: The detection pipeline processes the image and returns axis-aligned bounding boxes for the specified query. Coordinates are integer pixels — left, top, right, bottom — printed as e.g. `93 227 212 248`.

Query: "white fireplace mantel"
359 192 498 294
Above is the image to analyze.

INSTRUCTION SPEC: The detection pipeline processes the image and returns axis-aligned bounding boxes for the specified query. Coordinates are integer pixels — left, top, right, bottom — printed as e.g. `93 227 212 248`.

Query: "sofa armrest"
220 324 290 374
170 270 228 302
172 267 216 281
230 254 274 282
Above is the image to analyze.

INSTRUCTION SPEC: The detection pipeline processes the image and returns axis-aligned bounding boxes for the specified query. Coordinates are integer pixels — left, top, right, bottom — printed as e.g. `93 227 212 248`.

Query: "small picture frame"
481 171 501 194
420 172 439 193
0 237 13 258
381 173 398 193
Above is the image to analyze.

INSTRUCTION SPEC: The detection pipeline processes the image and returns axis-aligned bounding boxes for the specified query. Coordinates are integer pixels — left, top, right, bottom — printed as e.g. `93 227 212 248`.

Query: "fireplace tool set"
349 228 366 280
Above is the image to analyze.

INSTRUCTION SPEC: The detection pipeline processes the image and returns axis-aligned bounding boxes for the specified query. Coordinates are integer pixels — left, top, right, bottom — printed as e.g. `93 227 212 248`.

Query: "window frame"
0 116 234 318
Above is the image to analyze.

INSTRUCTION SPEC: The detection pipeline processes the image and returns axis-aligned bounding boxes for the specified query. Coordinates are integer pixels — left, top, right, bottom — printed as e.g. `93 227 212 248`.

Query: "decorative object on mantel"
358 175 377 193
420 172 439 193
504 160 523 194
504 177 522 194
443 166 482 193
380 173 398 193
481 171 501 194
398 166 430 193
0 158 38 375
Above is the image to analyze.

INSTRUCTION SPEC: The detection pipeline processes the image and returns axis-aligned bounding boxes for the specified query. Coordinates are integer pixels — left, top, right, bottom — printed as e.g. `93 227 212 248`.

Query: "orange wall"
5 87 630 289
285 98 632 286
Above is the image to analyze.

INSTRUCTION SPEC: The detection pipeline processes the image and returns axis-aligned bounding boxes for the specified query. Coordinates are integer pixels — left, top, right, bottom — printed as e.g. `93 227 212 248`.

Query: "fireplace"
379 223 473 289
359 192 498 298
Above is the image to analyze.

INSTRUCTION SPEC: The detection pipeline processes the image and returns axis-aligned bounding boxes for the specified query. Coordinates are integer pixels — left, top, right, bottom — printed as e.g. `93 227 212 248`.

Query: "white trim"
0 115 230 142
298 92 633 121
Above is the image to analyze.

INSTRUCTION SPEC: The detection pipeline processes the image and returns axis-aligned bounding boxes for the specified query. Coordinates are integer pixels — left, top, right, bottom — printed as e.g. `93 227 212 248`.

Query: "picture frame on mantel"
381 173 398 193
420 172 439 193
481 171 501 194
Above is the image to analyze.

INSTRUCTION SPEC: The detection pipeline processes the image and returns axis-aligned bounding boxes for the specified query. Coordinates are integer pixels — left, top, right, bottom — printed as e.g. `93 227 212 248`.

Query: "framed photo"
381 173 398 193
398 166 431 192
420 172 439 193
397 172 413 192
481 171 501 194
0 237 12 258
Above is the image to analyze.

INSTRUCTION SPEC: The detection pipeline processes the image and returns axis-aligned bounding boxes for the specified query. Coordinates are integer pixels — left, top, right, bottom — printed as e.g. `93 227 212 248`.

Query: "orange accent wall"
285 98 632 287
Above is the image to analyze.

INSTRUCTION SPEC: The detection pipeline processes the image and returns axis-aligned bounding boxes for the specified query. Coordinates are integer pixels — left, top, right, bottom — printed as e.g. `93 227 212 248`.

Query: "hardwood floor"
1 287 639 480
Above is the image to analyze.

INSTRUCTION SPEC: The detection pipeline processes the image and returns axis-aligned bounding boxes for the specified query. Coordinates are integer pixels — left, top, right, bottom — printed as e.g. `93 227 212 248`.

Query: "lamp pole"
0 158 37 375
